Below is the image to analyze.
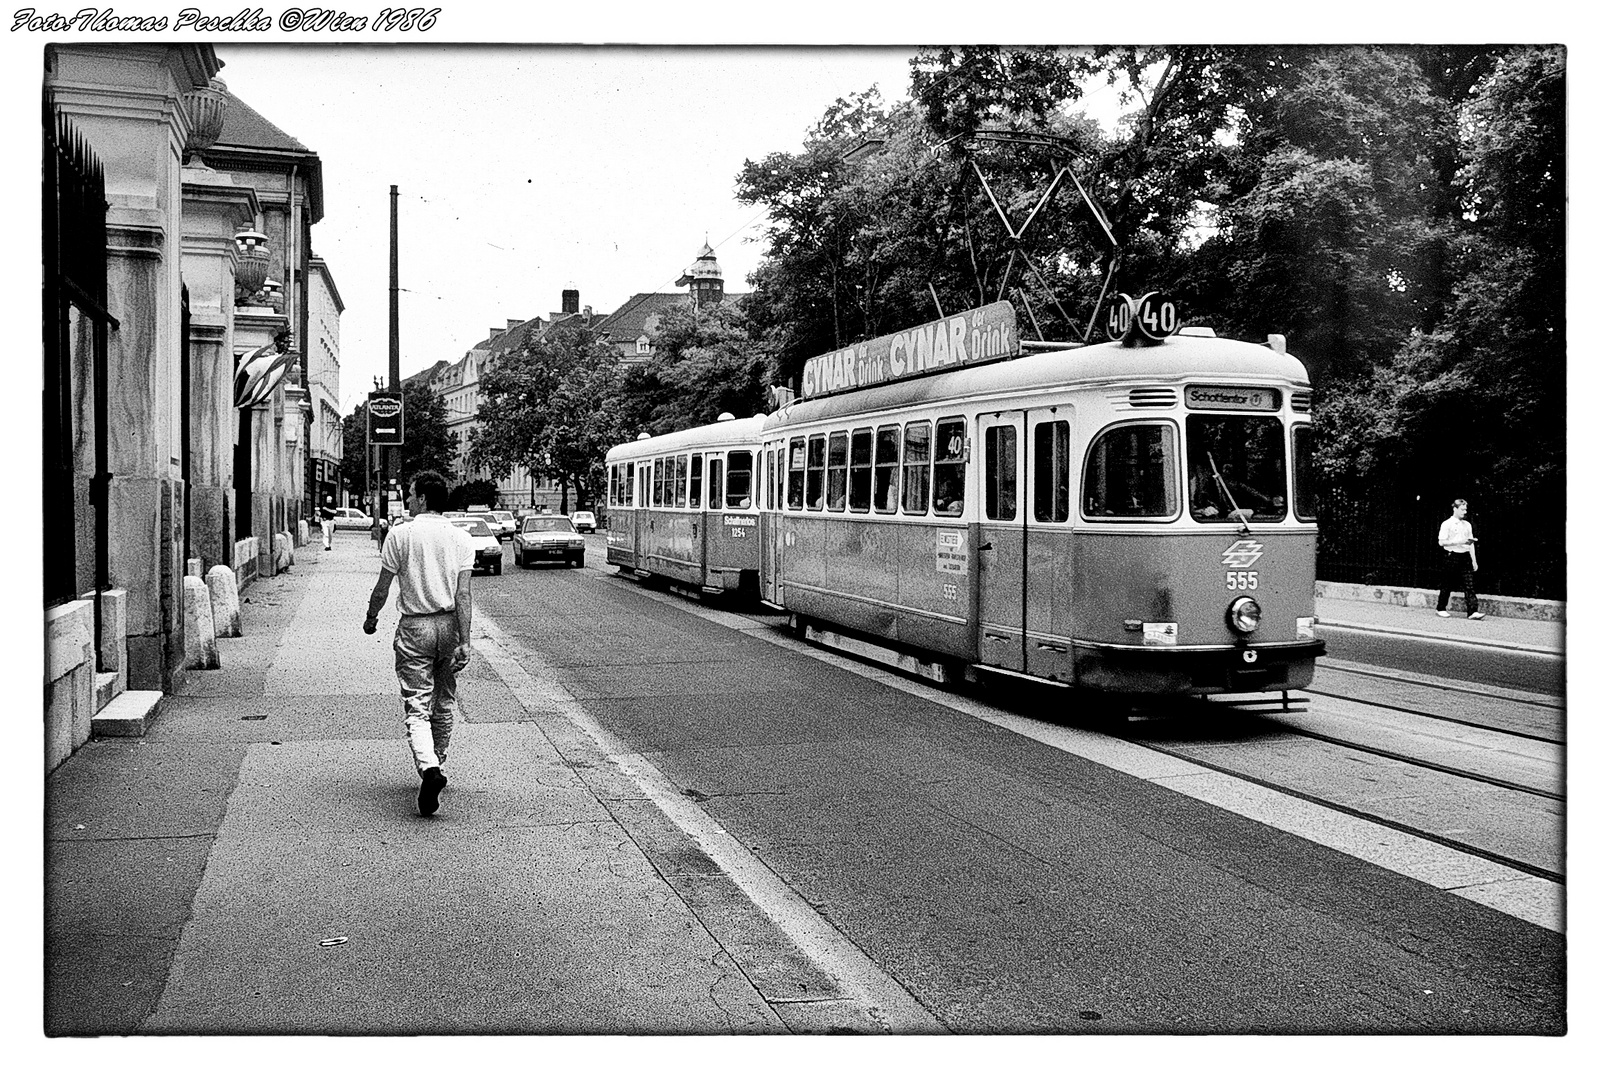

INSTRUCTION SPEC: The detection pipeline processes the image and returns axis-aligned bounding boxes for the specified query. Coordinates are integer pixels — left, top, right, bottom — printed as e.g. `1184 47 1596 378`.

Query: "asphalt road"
1318 625 1564 697
473 536 1563 1034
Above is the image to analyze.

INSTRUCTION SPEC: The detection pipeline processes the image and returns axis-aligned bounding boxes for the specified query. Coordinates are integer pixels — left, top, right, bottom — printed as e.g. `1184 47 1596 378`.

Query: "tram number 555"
1225 571 1259 590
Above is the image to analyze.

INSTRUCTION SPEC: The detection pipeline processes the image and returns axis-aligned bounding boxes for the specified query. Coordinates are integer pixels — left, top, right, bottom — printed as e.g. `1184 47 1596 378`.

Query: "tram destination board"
799 300 1019 400
367 390 404 446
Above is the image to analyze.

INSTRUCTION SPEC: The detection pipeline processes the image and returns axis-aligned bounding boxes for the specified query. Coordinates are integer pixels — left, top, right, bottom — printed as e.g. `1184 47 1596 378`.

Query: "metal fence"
1317 491 1563 601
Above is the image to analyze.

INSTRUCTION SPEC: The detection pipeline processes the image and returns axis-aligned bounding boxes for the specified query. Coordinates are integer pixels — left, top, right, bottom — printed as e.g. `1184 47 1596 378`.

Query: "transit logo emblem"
1220 539 1265 568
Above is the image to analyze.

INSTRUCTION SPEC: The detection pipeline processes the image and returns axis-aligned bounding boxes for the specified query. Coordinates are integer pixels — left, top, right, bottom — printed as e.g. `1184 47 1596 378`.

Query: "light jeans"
320 519 334 548
393 612 462 774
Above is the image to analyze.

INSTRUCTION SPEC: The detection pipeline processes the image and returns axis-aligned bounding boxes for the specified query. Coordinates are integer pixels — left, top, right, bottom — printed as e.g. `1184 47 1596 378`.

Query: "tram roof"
606 412 768 461
764 334 1311 431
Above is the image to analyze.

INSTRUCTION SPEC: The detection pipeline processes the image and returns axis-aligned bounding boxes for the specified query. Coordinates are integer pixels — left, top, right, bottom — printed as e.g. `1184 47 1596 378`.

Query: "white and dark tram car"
609 294 1324 696
604 412 764 597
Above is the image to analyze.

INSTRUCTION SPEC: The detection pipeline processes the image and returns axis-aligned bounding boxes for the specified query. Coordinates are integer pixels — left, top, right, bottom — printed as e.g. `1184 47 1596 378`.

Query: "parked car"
449 518 504 575
569 509 597 533
514 514 585 568
331 507 374 530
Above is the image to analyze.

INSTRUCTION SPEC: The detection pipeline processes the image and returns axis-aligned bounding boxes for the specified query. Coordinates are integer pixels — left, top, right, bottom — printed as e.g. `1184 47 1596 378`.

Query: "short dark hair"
410 470 450 511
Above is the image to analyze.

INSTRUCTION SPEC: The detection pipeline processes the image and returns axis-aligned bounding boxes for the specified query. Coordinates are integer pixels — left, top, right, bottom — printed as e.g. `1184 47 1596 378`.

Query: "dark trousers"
1436 551 1479 614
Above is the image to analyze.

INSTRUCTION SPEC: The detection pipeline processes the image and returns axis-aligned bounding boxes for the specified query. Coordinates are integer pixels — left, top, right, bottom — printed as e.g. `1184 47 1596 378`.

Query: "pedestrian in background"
318 495 336 551
362 469 477 816
1435 497 1484 620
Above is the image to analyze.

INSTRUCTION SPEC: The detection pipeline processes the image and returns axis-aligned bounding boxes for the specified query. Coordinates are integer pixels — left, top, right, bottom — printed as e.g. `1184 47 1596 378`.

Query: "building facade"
44 44 340 772
307 255 344 507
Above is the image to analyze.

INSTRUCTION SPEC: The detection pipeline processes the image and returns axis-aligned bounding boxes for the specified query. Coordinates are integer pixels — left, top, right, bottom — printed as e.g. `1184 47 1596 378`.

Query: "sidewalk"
44 532 800 1035
1314 595 1565 656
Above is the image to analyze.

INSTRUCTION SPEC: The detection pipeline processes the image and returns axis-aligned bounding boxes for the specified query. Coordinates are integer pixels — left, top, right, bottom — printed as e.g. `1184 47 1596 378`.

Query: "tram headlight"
1226 596 1262 634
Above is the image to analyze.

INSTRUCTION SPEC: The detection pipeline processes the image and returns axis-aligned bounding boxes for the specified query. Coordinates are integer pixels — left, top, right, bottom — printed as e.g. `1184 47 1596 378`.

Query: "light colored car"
569 510 596 533
449 518 504 575
486 509 518 540
514 514 585 568
331 507 374 530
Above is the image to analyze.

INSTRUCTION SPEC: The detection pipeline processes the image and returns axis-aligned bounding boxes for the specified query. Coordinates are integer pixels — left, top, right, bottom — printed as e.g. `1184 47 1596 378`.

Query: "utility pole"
386 183 400 518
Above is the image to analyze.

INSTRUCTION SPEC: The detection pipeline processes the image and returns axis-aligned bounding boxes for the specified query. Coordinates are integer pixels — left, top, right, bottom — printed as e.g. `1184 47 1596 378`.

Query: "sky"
212 45 921 412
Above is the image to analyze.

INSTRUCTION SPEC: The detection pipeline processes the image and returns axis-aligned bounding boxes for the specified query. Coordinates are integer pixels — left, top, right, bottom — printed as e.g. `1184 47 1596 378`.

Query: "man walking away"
1435 498 1484 620
319 496 337 550
362 470 477 815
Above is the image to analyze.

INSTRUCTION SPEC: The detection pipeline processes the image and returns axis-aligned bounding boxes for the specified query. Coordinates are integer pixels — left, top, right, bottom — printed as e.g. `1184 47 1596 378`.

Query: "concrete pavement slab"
141 728 784 1034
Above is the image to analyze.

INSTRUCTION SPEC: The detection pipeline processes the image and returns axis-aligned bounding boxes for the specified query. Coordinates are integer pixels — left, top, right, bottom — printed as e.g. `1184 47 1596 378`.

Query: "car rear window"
526 517 573 532
462 522 493 536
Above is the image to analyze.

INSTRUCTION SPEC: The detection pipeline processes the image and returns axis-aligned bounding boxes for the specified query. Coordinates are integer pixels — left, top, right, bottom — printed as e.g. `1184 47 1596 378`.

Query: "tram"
605 294 1324 696
604 412 765 596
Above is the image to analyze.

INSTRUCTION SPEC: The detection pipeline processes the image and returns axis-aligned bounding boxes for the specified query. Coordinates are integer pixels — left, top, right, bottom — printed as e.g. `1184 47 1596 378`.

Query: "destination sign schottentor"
799 301 1019 400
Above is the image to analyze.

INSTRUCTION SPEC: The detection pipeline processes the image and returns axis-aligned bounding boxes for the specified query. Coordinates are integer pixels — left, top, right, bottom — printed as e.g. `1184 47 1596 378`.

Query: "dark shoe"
418 766 446 816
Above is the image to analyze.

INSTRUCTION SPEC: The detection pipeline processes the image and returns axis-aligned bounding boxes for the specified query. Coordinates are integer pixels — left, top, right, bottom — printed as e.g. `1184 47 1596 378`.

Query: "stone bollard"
297 519 309 547
182 575 219 669
205 563 242 637
186 557 203 578
272 532 292 572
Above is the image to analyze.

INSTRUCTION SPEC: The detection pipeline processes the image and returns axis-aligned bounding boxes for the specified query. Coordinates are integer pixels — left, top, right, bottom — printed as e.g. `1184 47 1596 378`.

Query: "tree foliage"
617 302 771 435
338 383 458 499
468 321 628 512
729 44 1564 595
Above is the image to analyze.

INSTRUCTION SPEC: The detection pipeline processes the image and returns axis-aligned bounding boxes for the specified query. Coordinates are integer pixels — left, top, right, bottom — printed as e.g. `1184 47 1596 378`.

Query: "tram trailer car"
757 317 1325 697
605 413 765 596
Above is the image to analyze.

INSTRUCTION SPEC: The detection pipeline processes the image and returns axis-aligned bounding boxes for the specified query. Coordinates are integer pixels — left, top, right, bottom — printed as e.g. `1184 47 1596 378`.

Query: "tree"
617 302 771 435
339 404 370 501
469 321 628 513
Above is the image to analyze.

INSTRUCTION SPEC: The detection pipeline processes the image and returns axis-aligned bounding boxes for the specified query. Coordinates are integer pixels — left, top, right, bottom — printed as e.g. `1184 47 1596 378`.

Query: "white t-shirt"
1438 514 1474 554
380 514 477 615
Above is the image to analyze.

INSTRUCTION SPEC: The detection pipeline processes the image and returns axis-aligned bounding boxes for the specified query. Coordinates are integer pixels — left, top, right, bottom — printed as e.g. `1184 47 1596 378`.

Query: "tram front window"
1187 415 1287 523
1082 422 1179 519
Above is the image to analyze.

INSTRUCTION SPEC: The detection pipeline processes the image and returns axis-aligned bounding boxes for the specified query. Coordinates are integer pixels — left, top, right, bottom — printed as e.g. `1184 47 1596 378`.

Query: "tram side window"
806 434 827 511
1083 423 1179 519
1033 420 1070 523
932 418 966 516
649 459 661 507
984 424 1017 521
873 425 900 513
826 433 849 511
787 437 806 509
765 450 776 511
901 422 931 514
848 429 873 512
1292 424 1316 522
709 456 724 510
1186 415 1286 523
727 451 753 509
689 454 703 508
624 462 634 507
672 455 685 508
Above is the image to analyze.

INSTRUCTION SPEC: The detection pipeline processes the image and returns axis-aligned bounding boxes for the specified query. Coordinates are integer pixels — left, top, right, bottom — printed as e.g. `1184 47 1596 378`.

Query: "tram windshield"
1187 415 1288 523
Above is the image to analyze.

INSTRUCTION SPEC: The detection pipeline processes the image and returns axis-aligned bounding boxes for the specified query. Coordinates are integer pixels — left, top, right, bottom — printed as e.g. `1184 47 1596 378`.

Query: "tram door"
760 442 783 604
635 460 649 568
1022 406 1074 681
975 412 1026 671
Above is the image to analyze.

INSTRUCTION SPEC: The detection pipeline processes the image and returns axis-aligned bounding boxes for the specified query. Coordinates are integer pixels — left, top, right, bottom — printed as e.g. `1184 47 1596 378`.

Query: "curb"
1316 581 1563 623
1317 619 1564 657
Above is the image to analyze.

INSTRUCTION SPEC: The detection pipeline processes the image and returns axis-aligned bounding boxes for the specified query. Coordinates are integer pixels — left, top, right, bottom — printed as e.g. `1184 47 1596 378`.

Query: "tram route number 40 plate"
1103 291 1181 343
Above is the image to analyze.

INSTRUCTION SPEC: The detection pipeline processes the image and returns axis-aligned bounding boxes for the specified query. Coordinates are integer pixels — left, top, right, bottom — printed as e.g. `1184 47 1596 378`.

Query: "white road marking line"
471 608 948 1034
610 581 1563 933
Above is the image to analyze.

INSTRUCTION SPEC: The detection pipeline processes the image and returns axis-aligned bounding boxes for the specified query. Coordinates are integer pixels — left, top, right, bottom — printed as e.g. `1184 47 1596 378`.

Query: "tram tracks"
1111 668 1565 883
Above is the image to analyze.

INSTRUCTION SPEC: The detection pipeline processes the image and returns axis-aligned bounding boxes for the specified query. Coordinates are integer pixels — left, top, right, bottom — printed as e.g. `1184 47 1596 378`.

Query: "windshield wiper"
1207 451 1253 534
